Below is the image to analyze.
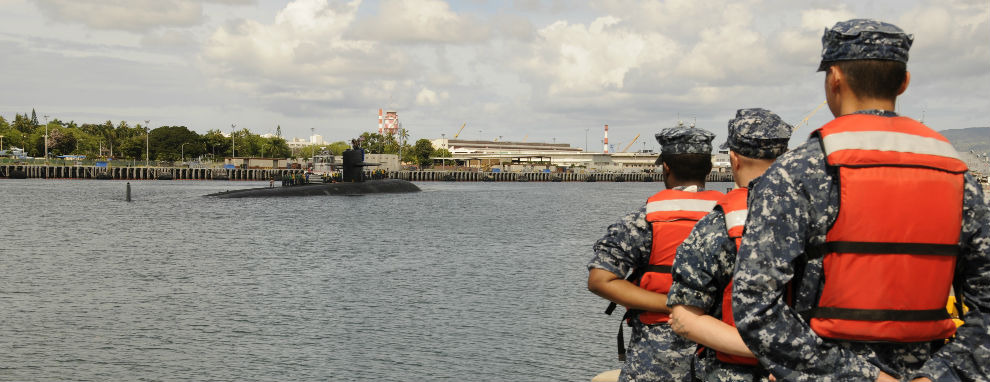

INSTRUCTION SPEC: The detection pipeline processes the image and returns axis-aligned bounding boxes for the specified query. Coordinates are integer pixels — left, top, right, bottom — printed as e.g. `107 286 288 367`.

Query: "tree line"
0 109 451 167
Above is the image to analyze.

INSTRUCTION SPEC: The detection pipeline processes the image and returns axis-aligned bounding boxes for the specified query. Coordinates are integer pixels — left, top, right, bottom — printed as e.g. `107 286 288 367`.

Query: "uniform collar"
852 109 899 117
673 185 705 192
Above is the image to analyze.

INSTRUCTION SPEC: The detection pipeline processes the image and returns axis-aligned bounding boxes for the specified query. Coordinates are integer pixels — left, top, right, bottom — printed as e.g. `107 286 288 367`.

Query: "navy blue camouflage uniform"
668 109 793 382
732 109 990 381
589 127 718 382
733 19 990 381
732 19 990 382
591 200 701 382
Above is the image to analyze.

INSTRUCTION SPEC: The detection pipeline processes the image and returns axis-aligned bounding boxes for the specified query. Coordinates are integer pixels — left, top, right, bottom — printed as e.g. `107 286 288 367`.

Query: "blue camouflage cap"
719 108 793 159
817 18 913 71
655 126 716 157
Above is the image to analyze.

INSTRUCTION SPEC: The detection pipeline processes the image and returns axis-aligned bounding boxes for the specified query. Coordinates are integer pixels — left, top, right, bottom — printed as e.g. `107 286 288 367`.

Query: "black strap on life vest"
693 346 768 382
825 241 960 256
808 242 960 258
603 264 674 361
803 306 951 322
604 264 673 315
799 241 960 323
952 257 967 325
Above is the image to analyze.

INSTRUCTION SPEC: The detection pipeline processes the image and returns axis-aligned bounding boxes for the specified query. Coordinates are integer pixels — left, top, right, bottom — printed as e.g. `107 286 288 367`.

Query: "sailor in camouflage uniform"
731 19 990 382
667 108 793 382
589 127 722 382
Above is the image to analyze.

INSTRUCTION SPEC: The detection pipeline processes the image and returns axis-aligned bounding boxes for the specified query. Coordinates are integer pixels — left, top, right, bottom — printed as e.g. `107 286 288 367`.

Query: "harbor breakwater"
0 164 734 183
0 164 292 181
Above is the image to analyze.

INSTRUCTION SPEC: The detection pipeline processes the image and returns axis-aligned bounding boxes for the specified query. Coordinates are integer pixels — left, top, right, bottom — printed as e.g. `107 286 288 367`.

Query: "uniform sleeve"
588 207 652 278
667 211 732 311
914 173 990 381
731 146 880 381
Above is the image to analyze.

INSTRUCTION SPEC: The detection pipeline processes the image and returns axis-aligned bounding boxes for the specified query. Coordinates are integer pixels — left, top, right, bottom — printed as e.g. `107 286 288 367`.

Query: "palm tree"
398 126 409 165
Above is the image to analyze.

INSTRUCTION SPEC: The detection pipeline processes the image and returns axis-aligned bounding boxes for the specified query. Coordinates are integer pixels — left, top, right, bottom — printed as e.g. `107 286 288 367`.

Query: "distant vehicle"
6 147 29 159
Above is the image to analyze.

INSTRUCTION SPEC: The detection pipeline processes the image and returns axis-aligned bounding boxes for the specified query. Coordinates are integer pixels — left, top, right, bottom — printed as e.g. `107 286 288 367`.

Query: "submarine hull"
208 179 420 198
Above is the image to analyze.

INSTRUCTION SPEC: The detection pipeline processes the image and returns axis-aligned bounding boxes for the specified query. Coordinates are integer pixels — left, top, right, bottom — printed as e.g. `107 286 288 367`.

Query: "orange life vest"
639 188 723 324
713 187 760 366
808 114 966 343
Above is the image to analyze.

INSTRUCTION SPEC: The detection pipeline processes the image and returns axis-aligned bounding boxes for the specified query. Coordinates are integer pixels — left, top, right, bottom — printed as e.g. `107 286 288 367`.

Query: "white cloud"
200 0 423 115
415 88 448 105
349 0 489 43
515 0 793 117
29 0 256 32
8 0 984 144
140 29 199 53
798 6 855 31
673 4 770 81
898 0 989 77
32 0 198 32
523 16 679 96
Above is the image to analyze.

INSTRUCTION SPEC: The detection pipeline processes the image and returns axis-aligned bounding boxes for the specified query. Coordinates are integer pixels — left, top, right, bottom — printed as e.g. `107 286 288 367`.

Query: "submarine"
207 145 420 198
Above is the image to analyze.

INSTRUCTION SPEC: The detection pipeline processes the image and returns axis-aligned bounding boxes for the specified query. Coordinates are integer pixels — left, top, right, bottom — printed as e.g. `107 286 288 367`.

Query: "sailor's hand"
876 371 898 382
909 379 932 382
668 311 686 334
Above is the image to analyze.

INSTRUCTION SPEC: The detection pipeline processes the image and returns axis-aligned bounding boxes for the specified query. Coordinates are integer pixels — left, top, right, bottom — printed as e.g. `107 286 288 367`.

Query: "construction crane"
795 100 828 131
454 123 466 138
621 134 641 153
521 134 528 142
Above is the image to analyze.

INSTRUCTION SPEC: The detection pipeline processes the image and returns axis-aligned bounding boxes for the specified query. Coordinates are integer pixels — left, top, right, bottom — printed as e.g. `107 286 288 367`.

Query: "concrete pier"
0 164 297 181
0 164 734 183
391 170 732 183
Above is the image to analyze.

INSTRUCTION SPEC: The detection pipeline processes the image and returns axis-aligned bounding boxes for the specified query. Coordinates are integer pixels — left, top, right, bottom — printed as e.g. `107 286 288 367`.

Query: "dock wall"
0 164 295 181
0 165 733 183
391 171 732 183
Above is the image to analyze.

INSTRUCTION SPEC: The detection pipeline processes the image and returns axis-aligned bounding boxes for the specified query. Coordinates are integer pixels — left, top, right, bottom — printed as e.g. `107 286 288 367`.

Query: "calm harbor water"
1 179 732 381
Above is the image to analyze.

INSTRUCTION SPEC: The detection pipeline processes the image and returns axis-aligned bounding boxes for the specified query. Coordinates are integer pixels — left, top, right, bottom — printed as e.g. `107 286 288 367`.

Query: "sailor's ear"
898 71 911 96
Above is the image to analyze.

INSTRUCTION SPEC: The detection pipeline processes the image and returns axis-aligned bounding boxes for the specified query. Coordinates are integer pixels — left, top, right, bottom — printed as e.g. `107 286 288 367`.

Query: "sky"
0 0 987 152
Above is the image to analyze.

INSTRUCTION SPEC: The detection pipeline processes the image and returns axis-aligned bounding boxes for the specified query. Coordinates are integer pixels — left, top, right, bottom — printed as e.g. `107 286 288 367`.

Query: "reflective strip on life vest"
639 189 723 324
724 209 747 232
714 188 759 366
646 198 718 215
822 130 962 160
809 114 963 343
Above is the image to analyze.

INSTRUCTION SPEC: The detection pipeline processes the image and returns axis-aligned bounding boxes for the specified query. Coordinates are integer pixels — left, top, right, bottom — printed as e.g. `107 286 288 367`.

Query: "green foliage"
47 125 76 156
0 116 25 151
0 113 441 163
263 136 291 158
118 135 145 161
434 148 452 157
13 114 34 134
328 141 351 155
202 129 229 160
357 132 390 154
149 125 201 161
412 138 435 167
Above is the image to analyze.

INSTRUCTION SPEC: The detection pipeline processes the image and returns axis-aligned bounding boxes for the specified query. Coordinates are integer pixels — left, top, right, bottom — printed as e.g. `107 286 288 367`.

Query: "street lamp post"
231 124 236 158
145 120 150 167
0 135 4 152
584 128 589 152
43 115 49 161
181 142 189 163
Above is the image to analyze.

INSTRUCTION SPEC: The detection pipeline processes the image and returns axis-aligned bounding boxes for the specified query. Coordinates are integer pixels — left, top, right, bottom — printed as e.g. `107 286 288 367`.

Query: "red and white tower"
378 109 400 135
603 124 609 153
378 109 384 134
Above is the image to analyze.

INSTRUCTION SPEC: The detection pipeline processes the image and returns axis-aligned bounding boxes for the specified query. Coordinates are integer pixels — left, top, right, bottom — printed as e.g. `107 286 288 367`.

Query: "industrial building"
430 137 661 173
